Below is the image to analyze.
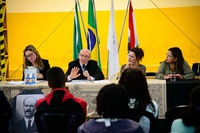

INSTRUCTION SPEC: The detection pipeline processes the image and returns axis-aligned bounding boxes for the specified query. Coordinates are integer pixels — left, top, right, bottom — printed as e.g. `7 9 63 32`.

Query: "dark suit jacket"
22 59 50 80
14 118 37 133
0 91 12 133
65 59 104 81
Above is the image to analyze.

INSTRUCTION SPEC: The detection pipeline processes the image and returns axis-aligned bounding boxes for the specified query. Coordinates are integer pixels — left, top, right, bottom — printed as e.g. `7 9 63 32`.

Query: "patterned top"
120 64 146 75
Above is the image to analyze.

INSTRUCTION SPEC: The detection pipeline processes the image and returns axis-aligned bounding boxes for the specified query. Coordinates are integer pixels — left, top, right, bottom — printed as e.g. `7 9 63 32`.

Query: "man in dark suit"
66 49 104 81
14 96 37 133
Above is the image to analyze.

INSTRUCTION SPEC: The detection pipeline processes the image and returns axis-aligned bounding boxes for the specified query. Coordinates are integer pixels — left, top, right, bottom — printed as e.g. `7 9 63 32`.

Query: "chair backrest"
165 105 190 131
192 63 200 76
128 108 158 133
34 108 85 133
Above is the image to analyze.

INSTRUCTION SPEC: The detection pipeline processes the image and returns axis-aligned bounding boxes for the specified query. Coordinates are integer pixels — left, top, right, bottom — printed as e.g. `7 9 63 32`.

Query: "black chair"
128 108 158 133
34 108 85 133
192 63 200 76
165 105 190 132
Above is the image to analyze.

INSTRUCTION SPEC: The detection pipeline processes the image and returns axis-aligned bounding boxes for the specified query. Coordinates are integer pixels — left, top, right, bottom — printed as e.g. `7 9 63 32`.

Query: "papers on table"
94 80 113 84
6 81 24 85
6 80 45 85
6 80 114 85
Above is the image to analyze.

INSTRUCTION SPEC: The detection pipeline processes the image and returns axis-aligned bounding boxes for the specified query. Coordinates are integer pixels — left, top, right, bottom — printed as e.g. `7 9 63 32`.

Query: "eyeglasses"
25 53 34 58
79 54 90 58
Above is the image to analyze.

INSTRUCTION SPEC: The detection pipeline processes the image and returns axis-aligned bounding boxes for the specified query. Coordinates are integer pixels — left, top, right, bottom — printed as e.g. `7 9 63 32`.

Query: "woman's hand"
164 74 173 79
125 63 131 69
37 73 44 79
175 74 182 79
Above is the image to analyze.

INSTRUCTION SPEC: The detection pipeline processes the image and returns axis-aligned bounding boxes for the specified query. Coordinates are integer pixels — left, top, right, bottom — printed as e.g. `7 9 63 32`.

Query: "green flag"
73 1 83 60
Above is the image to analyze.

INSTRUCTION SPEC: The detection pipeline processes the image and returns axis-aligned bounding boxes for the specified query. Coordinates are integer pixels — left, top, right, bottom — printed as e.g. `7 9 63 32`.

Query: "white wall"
7 0 200 13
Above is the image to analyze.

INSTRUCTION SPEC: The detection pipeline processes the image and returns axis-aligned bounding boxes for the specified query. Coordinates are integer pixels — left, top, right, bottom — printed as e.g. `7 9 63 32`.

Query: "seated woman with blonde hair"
22 44 50 80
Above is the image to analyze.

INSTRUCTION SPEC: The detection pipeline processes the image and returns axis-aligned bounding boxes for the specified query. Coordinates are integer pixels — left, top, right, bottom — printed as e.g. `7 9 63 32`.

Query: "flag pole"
118 0 131 53
76 0 87 43
106 51 109 79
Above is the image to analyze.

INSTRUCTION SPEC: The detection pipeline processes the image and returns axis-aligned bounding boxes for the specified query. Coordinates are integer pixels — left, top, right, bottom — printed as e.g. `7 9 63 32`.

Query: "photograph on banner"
13 94 44 133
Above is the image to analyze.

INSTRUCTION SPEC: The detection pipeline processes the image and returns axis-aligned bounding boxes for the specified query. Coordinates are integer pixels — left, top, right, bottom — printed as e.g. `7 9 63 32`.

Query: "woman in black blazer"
22 44 50 80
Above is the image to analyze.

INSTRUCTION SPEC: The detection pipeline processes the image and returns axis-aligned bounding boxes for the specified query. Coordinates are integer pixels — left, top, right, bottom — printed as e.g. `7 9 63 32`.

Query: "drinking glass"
170 72 176 81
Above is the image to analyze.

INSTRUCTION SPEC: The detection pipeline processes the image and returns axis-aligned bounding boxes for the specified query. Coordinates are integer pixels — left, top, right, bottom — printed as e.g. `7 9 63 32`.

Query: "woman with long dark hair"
156 47 194 80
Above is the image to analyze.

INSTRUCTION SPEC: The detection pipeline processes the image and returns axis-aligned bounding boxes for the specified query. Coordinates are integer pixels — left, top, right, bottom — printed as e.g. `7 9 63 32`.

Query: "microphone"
82 64 86 71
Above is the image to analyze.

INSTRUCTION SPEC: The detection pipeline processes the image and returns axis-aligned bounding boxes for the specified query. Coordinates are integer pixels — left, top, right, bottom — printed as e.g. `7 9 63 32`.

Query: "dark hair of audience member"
180 85 200 133
96 83 129 118
46 67 66 88
168 47 184 74
119 68 156 112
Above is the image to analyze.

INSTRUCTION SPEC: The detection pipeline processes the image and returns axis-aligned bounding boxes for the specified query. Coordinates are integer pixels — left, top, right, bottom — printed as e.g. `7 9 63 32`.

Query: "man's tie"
82 64 86 72
28 119 31 130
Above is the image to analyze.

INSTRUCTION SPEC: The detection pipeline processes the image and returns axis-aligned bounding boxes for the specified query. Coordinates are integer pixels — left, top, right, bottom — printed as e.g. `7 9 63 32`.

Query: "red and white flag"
128 1 138 50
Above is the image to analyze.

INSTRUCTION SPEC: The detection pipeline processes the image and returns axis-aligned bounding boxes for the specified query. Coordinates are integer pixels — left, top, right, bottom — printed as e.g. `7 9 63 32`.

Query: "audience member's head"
190 85 200 109
119 68 153 110
96 83 129 118
46 67 66 89
181 85 200 132
119 68 149 99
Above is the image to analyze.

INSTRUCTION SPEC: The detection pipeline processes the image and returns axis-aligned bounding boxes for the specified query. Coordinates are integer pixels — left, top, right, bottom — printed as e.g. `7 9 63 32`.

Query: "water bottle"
170 72 176 81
